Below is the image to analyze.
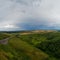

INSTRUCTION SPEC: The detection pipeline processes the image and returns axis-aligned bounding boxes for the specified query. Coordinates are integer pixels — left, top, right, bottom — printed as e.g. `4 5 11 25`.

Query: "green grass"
18 32 60 60
0 31 60 60
8 37 49 60
0 36 49 60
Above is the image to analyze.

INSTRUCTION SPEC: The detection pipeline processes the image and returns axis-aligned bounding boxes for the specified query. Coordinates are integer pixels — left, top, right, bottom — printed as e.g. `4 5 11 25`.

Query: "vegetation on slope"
18 31 60 60
0 36 49 60
0 30 60 60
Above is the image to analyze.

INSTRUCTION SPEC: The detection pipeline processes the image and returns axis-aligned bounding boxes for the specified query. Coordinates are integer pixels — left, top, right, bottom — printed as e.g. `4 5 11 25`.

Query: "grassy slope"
0 37 49 60
18 32 60 60
0 30 59 60
9 37 49 60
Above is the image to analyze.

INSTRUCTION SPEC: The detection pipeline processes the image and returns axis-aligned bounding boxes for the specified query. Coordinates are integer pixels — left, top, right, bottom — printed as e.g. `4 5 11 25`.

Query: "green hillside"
0 30 60 60
0 35 48 60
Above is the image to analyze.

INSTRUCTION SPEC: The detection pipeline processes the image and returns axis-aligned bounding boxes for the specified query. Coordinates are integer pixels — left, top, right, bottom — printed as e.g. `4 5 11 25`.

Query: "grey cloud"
0 0 60 31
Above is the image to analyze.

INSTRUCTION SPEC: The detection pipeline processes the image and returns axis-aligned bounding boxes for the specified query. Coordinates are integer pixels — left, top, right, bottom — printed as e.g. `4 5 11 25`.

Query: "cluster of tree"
35 32 60 59
36 40 60 58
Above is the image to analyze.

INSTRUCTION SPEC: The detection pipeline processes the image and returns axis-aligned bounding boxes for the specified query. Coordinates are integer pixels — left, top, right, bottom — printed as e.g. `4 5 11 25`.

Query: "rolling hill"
0 30 60 60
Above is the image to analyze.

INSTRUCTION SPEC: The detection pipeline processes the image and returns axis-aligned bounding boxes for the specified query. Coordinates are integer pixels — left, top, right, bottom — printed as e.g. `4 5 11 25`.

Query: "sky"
0 0 60 31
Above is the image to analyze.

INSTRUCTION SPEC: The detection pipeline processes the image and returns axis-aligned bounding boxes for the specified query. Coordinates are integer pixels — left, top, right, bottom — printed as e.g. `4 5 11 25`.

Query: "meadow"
0 30 60 60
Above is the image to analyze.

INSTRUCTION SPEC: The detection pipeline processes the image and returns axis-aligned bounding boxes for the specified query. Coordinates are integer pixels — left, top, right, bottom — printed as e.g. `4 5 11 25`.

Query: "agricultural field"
0 30 60 60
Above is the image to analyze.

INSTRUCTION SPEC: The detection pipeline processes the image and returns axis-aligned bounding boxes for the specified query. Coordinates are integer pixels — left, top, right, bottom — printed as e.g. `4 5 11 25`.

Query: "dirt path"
0 38 9 44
